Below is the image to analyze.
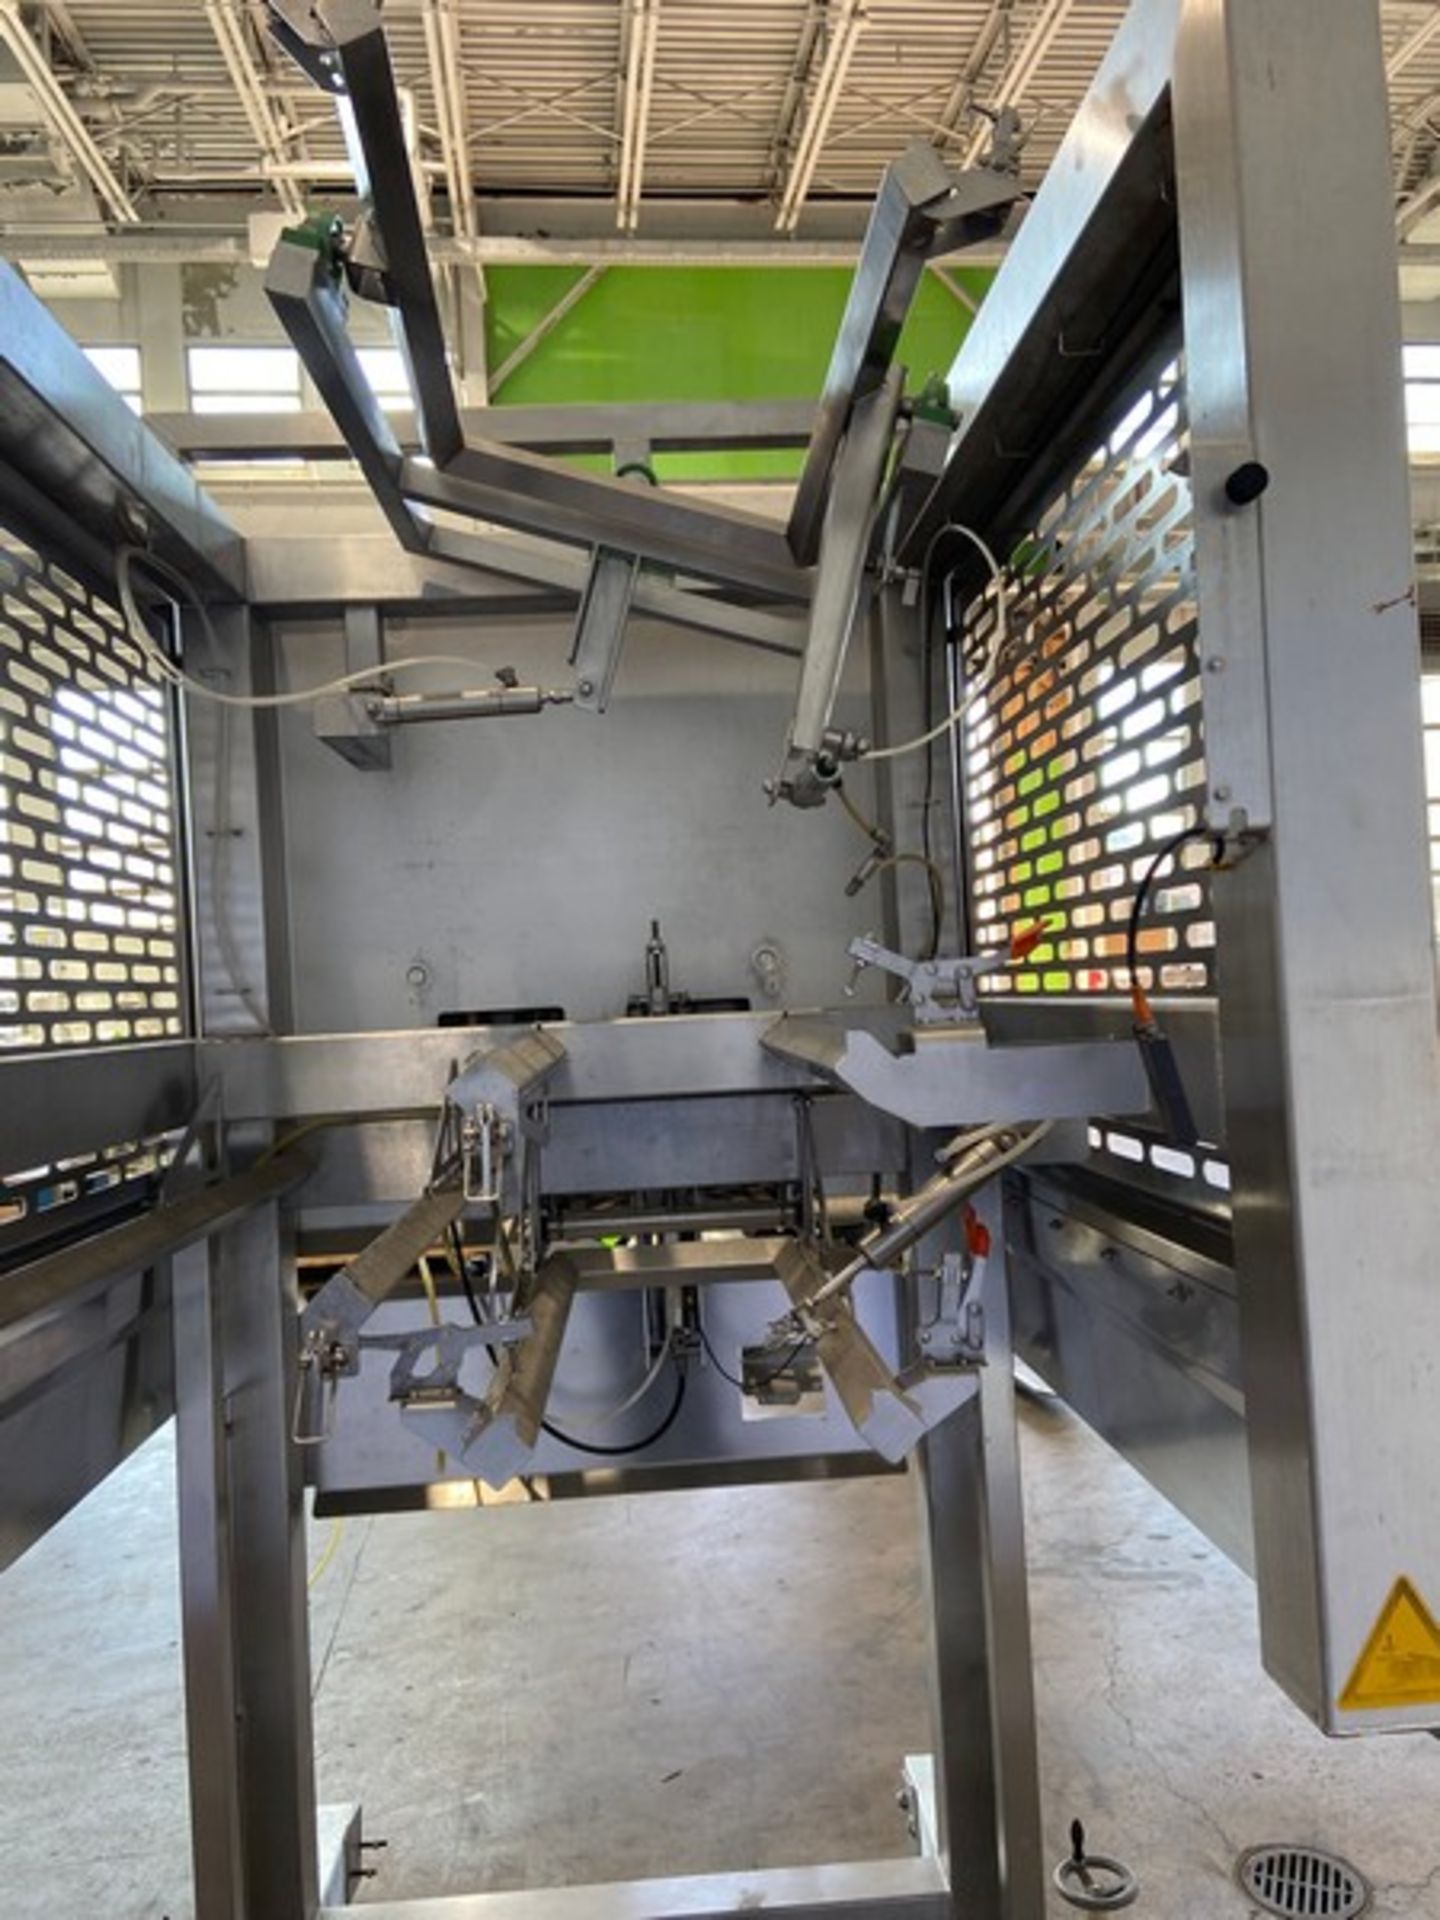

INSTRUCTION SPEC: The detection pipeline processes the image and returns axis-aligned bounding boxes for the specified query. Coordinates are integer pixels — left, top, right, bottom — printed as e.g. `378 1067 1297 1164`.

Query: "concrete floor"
1 1392 1438 1918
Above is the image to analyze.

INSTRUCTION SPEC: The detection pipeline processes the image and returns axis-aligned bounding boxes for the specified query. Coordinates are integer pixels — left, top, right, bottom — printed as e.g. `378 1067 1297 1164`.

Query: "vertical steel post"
1175 0 1440 1731
173 1237 245 1920
914 1183 1045 1920
218 1199 318 1917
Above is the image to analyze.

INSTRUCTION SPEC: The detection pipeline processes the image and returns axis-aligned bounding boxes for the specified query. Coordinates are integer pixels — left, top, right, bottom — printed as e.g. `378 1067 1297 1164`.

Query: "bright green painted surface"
485 264 993 480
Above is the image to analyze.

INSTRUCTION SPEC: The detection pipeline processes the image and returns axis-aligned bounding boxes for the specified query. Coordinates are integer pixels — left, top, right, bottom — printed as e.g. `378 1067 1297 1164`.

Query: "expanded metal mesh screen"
0 531 184 1053
961 358 1216 1001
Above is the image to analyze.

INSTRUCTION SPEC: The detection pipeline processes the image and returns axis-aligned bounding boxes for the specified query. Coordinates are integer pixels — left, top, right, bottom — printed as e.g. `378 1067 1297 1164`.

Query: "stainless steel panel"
981 998 1224 1146
284 1101 905 1218
1175 0 1440 1733
265 616 873 1034
1008 1165 1251 1571
207 1011 916 1122
319 1856 947 1920
0 1041 195 1173
0 1264 172 1570
763 1015 1147 1128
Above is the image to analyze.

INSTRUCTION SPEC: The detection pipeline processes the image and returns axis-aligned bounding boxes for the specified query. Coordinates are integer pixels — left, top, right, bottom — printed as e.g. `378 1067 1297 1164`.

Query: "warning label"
1339 1577 1440 1713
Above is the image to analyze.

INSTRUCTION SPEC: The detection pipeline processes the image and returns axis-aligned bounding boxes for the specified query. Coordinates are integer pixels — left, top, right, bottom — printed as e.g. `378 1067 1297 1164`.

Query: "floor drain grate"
1238 1845 1370 1917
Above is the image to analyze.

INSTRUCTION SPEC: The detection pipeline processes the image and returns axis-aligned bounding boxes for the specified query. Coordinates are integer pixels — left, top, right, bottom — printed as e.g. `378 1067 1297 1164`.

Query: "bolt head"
577 678 595 697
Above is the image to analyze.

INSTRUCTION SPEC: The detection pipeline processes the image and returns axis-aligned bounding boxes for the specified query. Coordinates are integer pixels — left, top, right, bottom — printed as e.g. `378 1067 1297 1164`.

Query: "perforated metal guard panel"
961 359 1216 1001
0 1132 180 1237
0 531 183 1053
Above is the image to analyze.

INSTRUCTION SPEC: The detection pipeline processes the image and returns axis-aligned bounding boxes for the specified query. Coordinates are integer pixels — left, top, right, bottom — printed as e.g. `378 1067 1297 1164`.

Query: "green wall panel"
484 264 992 480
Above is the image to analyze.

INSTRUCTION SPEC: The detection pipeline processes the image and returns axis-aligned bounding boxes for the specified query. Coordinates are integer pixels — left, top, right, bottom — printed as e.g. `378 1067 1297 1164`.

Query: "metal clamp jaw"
462 1102 515 1209
845 919 1054 1027
916 1246 987 1367
361 1312 531 1405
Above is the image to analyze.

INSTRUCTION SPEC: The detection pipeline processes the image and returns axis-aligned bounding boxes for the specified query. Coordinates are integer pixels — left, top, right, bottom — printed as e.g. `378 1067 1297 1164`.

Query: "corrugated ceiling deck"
19 2 1440 231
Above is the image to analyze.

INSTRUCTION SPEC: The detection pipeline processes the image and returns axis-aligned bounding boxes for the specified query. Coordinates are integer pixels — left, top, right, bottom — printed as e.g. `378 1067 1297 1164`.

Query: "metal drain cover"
1238 1844 1370 1917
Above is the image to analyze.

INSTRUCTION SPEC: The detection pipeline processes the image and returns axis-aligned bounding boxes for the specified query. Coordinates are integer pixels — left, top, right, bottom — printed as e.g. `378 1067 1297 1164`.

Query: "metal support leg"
219 1200 319 1919
915 1182 1045 1920
173 1237 245 1920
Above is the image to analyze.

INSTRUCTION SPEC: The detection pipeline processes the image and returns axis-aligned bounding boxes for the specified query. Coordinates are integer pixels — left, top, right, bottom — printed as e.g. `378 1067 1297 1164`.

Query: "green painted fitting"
279 213 346 283
913 372 957 427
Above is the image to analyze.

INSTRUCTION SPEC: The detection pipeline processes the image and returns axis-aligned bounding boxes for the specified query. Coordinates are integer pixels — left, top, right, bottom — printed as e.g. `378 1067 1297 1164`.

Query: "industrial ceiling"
0 1 1438 266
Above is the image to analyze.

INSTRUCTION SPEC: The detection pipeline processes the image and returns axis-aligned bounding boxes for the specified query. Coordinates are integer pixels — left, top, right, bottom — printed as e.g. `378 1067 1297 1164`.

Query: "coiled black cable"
541 1363 687 1457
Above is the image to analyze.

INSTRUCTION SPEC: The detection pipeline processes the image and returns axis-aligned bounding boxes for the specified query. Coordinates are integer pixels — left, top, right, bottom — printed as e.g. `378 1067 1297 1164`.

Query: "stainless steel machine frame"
1 1 1437 1918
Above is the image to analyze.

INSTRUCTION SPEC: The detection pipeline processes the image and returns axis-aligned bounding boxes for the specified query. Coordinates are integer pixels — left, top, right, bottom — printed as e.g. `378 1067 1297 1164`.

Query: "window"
187 344 302 415
1405 345 1440 457
357 345 414 411
82 344 142 414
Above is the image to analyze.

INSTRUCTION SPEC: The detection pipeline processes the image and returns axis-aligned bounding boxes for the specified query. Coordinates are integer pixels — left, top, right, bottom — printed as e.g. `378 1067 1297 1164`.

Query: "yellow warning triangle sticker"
1339 1577 1440 1713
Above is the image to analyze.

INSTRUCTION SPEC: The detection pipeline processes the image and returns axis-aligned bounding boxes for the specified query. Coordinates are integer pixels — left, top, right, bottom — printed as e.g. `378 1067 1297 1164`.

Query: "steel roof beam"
421 0 476 240
0 1 138 225
616 0 661 232
960 0 1075 167
774 0 869 234
204 0 306 220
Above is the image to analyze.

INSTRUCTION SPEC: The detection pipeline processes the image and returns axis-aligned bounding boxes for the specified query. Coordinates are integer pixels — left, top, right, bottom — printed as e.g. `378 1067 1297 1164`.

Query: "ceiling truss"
0 2 1433 266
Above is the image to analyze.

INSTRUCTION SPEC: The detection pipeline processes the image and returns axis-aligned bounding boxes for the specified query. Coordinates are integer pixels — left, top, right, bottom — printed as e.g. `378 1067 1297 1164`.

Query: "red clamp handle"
1008 916 1057 964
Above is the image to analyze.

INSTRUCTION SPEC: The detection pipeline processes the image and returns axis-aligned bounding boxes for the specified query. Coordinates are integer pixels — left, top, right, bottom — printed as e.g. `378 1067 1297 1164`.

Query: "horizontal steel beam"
321 1856 949 1918
245 533 556 617
0 1149 311 1336
424 527 805 655
153 400 817 463
203 1011 914 1122
405 455 808 603
564 1238 823 1290
0 218 1008 269
247 530 803 653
